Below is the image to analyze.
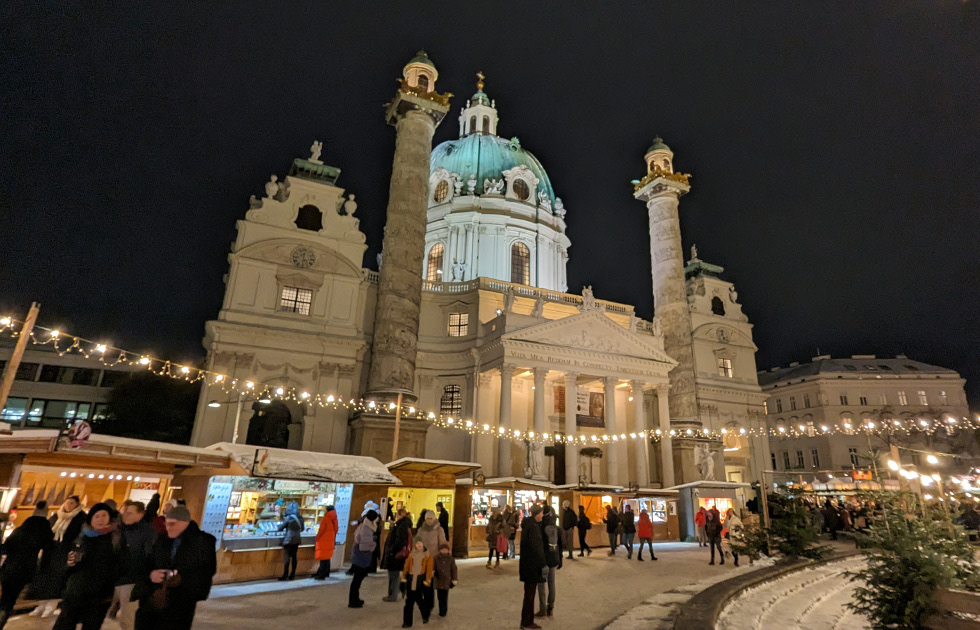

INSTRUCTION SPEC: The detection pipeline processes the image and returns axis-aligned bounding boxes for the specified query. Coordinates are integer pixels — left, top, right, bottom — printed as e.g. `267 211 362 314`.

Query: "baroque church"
190 53 769 488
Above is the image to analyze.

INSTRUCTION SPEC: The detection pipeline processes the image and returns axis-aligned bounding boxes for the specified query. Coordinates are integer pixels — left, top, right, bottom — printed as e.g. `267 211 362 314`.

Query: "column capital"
656 383 670 396
603 376 619 388
564 371 579 384
630 379 646 392
500 363 517 376
532 367 548 384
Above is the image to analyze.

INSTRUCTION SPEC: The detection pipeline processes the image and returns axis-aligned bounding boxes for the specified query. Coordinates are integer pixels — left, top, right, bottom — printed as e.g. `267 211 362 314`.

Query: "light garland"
2 316 979 448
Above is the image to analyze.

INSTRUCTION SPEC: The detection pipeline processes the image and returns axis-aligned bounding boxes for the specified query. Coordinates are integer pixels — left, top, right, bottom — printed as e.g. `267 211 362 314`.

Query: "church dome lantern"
403 50 439 92
645 136 674 174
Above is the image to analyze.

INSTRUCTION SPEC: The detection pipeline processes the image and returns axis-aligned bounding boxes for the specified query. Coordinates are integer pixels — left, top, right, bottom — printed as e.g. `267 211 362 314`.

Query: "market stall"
672 480 751 541
622 488 680 541
554 484 632 550
460 477 559 558
198 442 399 583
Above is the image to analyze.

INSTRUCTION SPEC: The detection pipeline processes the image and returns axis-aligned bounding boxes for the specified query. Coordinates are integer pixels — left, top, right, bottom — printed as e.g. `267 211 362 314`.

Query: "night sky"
2 3 978 407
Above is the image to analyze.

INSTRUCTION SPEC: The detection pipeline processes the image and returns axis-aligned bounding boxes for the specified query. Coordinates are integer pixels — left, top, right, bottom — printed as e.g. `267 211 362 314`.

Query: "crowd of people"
0 494 217 630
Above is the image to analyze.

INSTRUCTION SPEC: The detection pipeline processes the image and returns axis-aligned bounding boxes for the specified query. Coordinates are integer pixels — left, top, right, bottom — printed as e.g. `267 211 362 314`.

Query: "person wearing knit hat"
530 505 543 517
348 510 379 608
432 541 458 619
400 536 434 626
51 503 118 630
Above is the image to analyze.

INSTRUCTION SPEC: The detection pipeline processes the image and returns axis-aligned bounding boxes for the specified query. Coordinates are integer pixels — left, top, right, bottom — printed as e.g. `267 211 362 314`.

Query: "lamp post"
207 393 270 444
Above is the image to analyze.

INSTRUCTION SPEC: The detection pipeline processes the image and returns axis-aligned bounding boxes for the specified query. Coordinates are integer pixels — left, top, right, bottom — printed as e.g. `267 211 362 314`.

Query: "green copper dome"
647 136 670 153
431 134 556 202
407 51 436 70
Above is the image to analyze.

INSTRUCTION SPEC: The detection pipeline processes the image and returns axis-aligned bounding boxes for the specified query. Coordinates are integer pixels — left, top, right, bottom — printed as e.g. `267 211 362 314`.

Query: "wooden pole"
0 303 40 418
390 392 403 463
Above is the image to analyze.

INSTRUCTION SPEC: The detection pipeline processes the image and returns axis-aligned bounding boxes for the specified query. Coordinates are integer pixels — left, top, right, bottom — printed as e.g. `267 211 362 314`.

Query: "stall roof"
553 483 627 492
0 430 230 468
208 443 400 484
387 458 481 477
668 480 752 490
478 477 559 490
634 487 680 496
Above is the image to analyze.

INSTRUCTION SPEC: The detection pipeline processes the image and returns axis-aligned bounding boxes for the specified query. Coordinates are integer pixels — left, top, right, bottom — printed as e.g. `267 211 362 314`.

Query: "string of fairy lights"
2 316 979 448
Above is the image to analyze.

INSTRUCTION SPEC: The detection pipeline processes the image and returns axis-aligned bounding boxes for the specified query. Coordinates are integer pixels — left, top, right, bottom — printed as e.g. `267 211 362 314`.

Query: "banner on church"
576 391 605 428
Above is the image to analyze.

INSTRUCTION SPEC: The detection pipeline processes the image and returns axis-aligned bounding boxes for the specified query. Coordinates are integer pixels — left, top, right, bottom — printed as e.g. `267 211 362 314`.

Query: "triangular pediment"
502 310 678 366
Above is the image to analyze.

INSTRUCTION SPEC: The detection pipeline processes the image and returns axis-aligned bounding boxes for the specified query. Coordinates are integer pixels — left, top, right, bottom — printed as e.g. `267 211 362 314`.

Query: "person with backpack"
560 501 577 560
576 505 592 556
381 508 413 602
276 502 304 581
620 504 636 559
536 506 562 619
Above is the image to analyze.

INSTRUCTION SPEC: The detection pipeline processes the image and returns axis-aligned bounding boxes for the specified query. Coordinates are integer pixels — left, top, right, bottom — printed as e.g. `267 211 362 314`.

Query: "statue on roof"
265 175 279 200
309 140 323 164
690 244 699 261
581 286 597 311
342 194 357 216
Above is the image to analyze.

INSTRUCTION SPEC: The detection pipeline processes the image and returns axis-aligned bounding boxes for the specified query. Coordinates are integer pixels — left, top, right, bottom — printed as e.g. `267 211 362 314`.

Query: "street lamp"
207 392 271 444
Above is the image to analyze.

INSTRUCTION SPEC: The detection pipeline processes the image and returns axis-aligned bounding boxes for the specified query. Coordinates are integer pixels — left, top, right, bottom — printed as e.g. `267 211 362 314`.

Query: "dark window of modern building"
294 205 323 232
0 397 28 423
711 296 725 316
100 370 130 388
14 362 39 381
38 365 99 386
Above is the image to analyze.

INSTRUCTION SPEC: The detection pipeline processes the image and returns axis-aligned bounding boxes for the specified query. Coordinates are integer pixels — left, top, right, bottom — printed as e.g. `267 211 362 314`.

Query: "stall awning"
387 458 481 477
478 477 559 490
209 443 400 484
633 488 680 497
553 483 626 492
0 430 230 468
668 480 751 491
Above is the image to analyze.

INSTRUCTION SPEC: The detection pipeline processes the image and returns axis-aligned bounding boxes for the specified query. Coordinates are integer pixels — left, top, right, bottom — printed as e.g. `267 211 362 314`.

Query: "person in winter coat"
313 505 338 580
276 502 305 581
142 494 160 525
503 505 518 559
636 509 657 561
560 501 577 560
0 510 53 628
432 542 458 618
724 508 744 567
536 506 562 619
400 536 434 627
824 500 841 540
415 510 446 611
381 508 413 601
518 505 546 630
114 501 157 630
132 505 217 630
576 506 592 556
435 502 450 542
348 510 378 608
29 495 86 618
52 503 121 630
620 504 636 559
705 508 724 565
694 507 707 547
485 508 504 568
603 505 620 555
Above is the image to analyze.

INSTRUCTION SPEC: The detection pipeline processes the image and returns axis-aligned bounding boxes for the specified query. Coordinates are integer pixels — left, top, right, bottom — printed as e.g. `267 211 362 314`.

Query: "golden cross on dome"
476 71 485 90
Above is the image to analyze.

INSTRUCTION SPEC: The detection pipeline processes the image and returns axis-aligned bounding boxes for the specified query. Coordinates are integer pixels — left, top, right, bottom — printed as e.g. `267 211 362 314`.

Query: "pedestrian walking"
620 504 636 559
29 495 86 618
561 500 577 560
400 536 433 628
276 502 304 581
313 505 338 580
435 501 450 542
519 505 546 630
0 507 53 628
416 509 447 612
348 510 379 608
536 506 562 619
705 508 724 565
694 507 707 547
724 508 743 567
576 505 592 556
114 501 157 630
381 508 413 601
52 503 121 630
603 505 620 555
486 508 504 568
503 505 518 559
132 505 217 630
432 542 457 618
636 509 657 561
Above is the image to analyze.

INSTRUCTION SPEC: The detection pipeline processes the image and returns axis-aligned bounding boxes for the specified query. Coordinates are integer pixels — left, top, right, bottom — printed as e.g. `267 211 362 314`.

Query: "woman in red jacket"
313 506 339 579
636 509 658 561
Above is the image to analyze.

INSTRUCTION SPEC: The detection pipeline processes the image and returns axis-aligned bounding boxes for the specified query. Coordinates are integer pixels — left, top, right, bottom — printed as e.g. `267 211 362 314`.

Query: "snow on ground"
716 556 868 630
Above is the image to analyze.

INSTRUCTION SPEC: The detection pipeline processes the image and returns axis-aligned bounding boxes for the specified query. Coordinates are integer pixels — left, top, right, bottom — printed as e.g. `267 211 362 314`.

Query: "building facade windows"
447 312 469 337
840 394 848 405
878 393 888 405
803 394 810 409
848 447 860 467
0 397 27 423
782 451 791 470
426 243 445 282
711 296 725 316
811 449 820 468
796 450 804 468
482 116 490 134
789 396 796 411
940 390 948 404
433 179 449 203
775 399 783 413
770 452 777 469
898 391 908 406
440 384 462 416
510 242 530 284
917 390 928 405
279 286 313 315
717 358 733 378
859 396 868 406
417 74 429 92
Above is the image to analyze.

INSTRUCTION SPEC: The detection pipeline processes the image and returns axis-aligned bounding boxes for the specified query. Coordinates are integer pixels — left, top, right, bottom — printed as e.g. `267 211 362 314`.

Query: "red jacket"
315 510 339 560
694 509 706 527
637 512 654 539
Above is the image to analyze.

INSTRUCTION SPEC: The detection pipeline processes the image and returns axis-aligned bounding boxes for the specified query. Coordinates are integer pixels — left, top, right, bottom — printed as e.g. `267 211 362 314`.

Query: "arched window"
294 205 323 231
512 178 530 201
417 74 429 92
440 384 462 416
482 116 490 134
469 116 476 134
433 179 449 203
711 296 726 316
511 242 530 285
426 243 444 282
662 159 670 171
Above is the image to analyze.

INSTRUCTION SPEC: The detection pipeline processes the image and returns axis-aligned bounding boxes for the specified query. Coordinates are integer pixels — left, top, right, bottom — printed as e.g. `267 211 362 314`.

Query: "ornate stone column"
657 384 675 487
497 364 515 476
531 368 547 480
366 61 450 402
604 377 622 485
631 380 649 486
462 225 474 281
447 225 459 276
564 372 579 484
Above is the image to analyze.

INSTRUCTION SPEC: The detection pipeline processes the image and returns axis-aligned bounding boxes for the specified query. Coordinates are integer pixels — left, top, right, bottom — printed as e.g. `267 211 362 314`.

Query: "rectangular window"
840 394 848 405
14 362 39 381
92 404 110 421
940 391 947 404
440 384 462 416
848 447 860 467
763 401 769 415
0 397 28 423
770 452 777 469
811 449 820 468
716 358 733 378
878 393 888 405
279 286 313 315
100 370 130 388
789 396 797 411
775 399 783 413
796 450 804 468
782 451 791 470
898 391 908 406
917 390 928 405
447 312 469 337
38 365 99 386
803 394 810 409
859 396 868 406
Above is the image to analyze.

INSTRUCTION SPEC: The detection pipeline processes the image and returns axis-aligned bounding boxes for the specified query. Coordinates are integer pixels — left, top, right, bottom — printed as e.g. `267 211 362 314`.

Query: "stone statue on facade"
537 191 552 212
377 252 383 271
454 179 464 196
652 316 662 337
695 443 715 481
525 440 545 480
628 312 638 332
502 287 515 312
531 295 545 317
466 174 477 195
265 175 280 199
343 194 357 216
554 197 566 218
309 140 323 164
451 259 465 281
484 178 504 194
729 285 738 303
581 285 597 311
690 244 699 261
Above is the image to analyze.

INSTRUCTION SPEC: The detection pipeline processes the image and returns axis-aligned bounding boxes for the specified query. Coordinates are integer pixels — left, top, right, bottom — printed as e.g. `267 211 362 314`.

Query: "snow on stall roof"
387 457 481 475
86 434 227 457
668 480 752 490
479 477 559 489
208 442 400 484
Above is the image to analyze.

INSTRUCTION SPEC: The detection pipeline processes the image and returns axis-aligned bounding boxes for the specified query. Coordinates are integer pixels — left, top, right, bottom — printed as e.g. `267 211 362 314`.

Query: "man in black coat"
435 501 450 542
380 508 413 602
705 508 724 565
603 505 620 555
518 505 546 630
0 513 52 628
560 501 577 560
116 500 157 630
132 506 216 630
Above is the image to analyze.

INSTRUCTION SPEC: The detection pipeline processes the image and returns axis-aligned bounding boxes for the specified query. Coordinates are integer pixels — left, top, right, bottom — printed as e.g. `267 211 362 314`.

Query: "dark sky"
2 2 979 407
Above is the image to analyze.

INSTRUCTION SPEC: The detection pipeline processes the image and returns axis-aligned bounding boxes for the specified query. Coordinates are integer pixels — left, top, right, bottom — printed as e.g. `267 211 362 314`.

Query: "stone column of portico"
657 384 675 487
497 364 515 477
532 368 548 480
604 377 623 485
365 60 450 401
564 372 579 484
631 380 649 486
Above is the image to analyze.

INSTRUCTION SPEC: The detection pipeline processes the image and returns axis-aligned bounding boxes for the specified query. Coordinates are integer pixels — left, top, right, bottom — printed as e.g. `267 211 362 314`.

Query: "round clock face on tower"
290 246 316 269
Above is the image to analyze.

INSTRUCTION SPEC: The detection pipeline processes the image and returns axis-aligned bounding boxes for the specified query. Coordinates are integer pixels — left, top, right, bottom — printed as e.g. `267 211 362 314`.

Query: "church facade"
190 53 768 489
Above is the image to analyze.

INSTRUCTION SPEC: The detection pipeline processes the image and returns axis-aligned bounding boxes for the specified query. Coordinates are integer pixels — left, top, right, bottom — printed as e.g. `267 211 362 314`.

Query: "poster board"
576 391 605 428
